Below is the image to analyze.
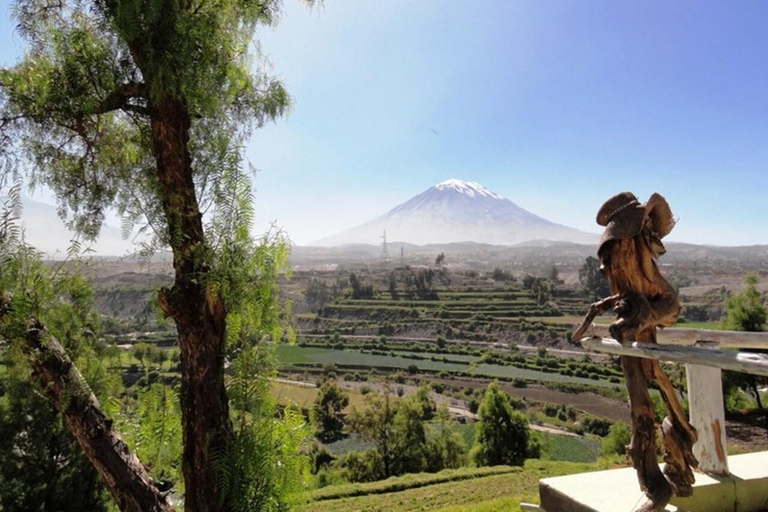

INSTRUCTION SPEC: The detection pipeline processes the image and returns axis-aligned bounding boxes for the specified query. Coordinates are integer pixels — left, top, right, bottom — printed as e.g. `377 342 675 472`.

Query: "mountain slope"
312 179 598 246
2 196 135 257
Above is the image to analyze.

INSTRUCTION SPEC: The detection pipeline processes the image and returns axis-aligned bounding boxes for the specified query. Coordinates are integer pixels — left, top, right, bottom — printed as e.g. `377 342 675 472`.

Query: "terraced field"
275 345 621 388
301 279 595 347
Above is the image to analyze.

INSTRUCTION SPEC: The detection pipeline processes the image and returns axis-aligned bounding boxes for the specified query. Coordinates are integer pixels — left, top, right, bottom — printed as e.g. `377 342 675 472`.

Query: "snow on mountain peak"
434 179 501 199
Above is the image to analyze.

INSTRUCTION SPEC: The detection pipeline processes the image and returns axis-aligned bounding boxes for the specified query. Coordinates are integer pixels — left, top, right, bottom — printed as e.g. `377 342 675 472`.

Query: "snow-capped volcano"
311 179 598 247
434 179 501 199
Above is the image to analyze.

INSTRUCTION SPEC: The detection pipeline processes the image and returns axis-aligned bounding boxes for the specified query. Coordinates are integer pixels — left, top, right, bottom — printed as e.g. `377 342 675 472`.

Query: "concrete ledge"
539 452 768 512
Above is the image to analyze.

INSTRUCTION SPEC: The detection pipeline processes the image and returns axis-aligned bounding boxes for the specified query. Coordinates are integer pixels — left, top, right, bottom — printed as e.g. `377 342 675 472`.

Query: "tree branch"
0 294 176 512
89 82 148 116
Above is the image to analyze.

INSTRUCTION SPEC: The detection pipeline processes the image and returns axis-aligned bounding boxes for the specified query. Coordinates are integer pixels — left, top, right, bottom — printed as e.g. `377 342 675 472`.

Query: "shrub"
581 417 613 437
602 422 631 456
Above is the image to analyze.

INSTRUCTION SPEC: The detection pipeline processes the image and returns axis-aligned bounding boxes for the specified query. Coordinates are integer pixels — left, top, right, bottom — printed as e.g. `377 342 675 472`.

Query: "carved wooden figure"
573 192 698 512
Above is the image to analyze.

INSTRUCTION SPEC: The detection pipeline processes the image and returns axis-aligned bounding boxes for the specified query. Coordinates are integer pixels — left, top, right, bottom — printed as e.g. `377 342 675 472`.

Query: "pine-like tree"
471 381 532 467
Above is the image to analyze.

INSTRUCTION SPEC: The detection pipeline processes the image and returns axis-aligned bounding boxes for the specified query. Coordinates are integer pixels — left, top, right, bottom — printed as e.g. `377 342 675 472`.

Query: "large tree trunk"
11 315 175 512
150 97 231 512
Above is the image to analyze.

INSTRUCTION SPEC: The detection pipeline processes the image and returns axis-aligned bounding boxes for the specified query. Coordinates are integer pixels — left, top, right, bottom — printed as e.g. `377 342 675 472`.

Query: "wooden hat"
597 192 675 252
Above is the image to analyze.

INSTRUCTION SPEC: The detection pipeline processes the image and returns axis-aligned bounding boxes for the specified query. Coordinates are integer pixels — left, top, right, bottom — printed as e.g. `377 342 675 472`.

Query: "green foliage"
426 405 466 472
491 267 513 282
579 256 610 300
601 422 631 456
346 388 464 482
307 440 336 475
0 0 300 245
580 416 614 437
721 273 766 332
219 343 310 511
0 231 112 509
0 368 109 511
305 277 341 310
120 383 183 485
312 380 350 440
471 381 533 467
1 0 314 507
413 383 437 421
349 272 376 300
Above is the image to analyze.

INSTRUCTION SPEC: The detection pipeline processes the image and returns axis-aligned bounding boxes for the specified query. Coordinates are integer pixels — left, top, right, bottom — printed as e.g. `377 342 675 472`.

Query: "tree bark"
149 96 231 512
12 315 175 512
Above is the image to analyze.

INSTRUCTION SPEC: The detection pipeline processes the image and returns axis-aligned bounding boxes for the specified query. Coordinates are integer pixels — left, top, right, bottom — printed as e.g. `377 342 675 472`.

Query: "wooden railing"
577 324 768 477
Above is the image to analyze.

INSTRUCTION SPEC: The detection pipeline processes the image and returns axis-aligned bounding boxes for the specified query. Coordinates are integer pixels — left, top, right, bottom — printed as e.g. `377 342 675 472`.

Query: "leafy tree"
547 264 560 284
120 383 183 485
425 405 466 472
412 268 438 300
390 398 428 475
579 256 610 300
0 0 310 509
720 273 767 409
348 390 398 478
388 271 399 300
601 422 631 456
721 273 766 332
0 265 112 511
153 348 168 369
306 440 335 475
347 388 431 480
305 278 336 309
522 275 552 305
491 267 513 282
312 380 349 441
0 232 128 509
471 381 533 467
0 367 110 511
413 383 437 421
349 272 375 299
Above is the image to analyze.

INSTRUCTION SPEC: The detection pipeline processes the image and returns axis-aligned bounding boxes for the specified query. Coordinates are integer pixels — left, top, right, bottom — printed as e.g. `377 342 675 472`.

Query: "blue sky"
2 0 767 246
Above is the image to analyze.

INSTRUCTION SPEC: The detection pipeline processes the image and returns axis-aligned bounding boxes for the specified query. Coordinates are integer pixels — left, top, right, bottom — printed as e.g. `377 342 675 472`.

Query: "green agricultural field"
536 432 601 463
390 350 481 363
271 381 368 412
297 460 610 512
275 346 620 388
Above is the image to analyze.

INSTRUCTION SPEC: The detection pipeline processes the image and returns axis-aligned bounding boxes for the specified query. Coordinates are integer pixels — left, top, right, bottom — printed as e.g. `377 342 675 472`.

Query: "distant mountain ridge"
3 196 134 257
312 179 598 246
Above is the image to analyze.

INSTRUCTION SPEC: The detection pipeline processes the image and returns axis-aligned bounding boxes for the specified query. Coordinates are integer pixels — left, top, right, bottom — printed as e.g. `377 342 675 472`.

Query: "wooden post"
686 342 729 477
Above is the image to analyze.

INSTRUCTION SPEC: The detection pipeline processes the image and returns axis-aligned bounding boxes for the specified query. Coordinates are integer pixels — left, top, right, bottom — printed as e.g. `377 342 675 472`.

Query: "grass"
271 381 368 412
303 466 519 503
435 498 522 512
536 432 601 463
296 459 611 512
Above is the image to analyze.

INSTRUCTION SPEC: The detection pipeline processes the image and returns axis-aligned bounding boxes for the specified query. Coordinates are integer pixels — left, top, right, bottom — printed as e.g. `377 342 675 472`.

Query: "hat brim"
644 193 675 239
598 203 646 252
